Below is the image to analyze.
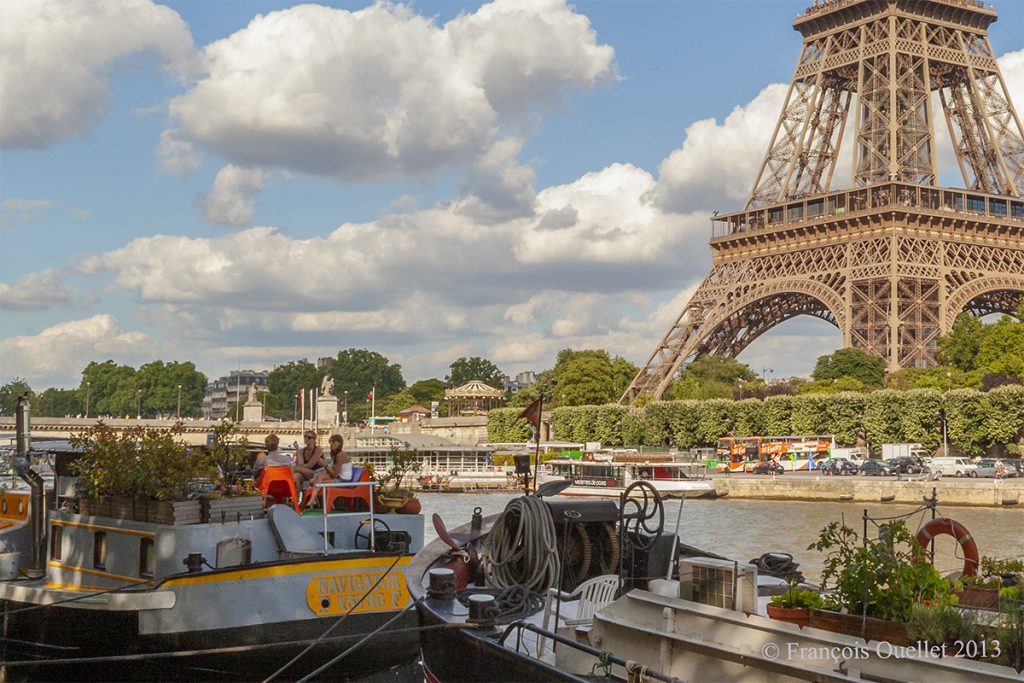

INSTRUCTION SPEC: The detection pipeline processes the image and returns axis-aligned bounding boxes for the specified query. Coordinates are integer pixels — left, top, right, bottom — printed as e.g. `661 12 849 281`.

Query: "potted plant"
806 520 953 645
198 421 264 522
767 578 822 628
374 448 422 514
955 557 1023 610
906 601 978 652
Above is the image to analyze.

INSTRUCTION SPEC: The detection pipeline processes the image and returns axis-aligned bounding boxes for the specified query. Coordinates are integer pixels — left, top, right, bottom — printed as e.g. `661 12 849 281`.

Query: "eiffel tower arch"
623 0 1024 402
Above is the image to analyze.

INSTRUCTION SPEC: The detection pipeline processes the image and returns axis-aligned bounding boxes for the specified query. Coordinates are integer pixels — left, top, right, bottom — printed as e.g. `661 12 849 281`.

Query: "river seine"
417 492 1024 583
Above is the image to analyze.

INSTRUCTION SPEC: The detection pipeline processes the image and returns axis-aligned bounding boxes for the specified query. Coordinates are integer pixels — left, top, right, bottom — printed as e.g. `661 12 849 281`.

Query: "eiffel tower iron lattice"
623 0 1024 403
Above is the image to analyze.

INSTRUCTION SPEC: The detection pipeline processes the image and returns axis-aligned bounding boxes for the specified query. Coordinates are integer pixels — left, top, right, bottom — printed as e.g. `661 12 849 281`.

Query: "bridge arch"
688 279 845 361
946 276 1024 325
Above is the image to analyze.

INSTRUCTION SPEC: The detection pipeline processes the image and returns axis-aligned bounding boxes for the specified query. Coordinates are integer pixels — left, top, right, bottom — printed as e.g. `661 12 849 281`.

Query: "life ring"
916 517 980 577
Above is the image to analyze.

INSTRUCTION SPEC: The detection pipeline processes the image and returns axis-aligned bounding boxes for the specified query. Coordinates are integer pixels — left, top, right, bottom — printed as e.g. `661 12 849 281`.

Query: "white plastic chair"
536 574 620 657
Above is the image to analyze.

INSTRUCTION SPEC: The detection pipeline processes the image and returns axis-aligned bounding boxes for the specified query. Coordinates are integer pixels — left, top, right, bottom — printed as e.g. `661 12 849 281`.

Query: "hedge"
486 386 1024 455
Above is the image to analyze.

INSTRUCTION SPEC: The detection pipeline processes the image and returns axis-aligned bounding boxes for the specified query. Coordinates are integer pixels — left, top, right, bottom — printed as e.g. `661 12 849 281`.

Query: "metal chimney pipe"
14 394 46 578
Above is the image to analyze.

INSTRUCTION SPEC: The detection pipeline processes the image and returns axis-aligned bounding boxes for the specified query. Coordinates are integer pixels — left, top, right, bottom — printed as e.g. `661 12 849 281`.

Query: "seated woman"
306 434 352 509
293 430 326 491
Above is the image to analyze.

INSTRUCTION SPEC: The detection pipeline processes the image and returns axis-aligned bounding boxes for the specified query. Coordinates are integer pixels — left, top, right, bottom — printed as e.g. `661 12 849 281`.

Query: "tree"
134 360 207 418
554 352 617 406
267 360 323 420
380 388 417 416
409 379 445 405
447 357 504 389
610 356 639 401
327 349 405 422
974 314 1024 378
35 388 82 417
81 360 137 417
671 355 757 400
812 348 885 387
0 378 34 416
938 314 984 372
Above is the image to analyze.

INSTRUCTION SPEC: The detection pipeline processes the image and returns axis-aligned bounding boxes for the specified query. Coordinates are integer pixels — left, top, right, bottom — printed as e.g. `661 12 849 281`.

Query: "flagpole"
371 385 376 434
532 396 543 495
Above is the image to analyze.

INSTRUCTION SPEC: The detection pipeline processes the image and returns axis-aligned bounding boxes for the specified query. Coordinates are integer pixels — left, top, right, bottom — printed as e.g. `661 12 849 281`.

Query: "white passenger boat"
540 456 716 499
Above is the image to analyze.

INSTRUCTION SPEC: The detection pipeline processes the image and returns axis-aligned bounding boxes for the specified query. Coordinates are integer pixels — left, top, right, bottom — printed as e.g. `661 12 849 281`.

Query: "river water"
417 492 1024 583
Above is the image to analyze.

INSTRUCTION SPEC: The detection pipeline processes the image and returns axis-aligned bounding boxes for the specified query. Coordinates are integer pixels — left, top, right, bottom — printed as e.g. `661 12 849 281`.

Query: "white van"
930 456 977 478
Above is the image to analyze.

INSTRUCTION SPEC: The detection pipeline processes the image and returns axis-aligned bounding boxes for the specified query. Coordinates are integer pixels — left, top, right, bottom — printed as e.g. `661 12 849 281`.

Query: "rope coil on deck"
484 496 560 592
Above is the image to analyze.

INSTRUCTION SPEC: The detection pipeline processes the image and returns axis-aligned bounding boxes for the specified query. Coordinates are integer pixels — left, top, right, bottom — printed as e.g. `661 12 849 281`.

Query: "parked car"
750 461 785 475
1007 459 1024 477
929 456 978 478
885 456 927 474
860 459 896 476
974 459 1020 478
826 459 858 476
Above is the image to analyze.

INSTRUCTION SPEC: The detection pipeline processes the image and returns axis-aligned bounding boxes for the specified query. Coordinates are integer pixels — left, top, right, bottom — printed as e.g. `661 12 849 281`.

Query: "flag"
367 390 374 400
518 397 542 428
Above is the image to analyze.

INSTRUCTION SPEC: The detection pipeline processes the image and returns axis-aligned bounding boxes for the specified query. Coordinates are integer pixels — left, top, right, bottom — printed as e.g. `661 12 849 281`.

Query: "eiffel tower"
623 0 1024 402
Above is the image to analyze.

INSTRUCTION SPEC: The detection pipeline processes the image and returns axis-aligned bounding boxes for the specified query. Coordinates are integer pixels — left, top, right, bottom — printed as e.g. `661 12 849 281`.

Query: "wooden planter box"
148 500 202 526
767 604 810 628
201 496 265 523
956 586 1000 611
808 609 909 645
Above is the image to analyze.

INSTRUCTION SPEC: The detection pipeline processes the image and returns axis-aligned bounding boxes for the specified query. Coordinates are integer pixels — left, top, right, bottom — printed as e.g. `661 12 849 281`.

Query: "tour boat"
0 402 424 681
539 455 716 499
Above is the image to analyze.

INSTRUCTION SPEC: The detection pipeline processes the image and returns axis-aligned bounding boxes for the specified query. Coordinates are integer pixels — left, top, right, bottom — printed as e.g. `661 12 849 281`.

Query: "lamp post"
136 390 142 420
293 393 298 422
85 381 91 419
176 384 182 419
343 390 348 425
762 367 774 383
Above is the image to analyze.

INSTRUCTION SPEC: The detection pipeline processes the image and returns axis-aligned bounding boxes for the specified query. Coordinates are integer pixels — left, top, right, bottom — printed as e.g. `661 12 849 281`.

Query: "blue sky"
2 0 1022 389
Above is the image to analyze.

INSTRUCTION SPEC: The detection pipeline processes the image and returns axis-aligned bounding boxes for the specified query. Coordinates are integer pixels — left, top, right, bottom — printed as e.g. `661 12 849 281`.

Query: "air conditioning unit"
678 557 758 614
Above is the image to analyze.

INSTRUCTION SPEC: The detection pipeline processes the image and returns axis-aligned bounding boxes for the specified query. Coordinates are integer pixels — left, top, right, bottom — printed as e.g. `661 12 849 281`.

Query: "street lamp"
136 390 142 420
176 384 182 419
762 367 774 383
343 390 348 425
293 393 298 421
85 381 91 419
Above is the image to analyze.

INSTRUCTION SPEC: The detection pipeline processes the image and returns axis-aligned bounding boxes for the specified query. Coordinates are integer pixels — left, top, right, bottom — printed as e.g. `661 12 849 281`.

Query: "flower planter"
379 496 406 514
148 500 202 526
109 496 136 521
201 496 265 523
766 604 810 628
398 497 421 515
956 586 1000 611
808 609 909 645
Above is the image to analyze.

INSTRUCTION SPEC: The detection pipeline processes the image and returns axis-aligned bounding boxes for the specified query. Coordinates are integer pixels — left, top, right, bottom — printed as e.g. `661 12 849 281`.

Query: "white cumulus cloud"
0 268 77 310
167 0 615 184
0 0 196 148
0 315 154 386
203 165 269 226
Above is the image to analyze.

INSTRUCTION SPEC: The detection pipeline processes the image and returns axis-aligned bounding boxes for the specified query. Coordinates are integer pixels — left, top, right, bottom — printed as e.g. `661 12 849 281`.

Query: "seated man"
306 434 352 509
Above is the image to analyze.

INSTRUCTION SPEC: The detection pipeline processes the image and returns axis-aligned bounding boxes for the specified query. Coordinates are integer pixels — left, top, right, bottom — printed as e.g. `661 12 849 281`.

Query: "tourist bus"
715 435 835 472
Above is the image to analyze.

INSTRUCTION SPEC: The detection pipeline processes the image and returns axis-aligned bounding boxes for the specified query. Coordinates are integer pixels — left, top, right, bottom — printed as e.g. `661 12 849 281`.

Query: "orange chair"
304 467 373 512
258 466 301 514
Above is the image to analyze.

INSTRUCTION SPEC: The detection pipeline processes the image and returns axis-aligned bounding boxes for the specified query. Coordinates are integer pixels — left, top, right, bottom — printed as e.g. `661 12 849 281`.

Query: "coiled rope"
484 496 560 592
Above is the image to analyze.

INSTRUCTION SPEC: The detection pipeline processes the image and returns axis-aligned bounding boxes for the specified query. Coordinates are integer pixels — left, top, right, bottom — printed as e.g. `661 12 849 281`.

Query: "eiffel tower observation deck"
623 0 1024 402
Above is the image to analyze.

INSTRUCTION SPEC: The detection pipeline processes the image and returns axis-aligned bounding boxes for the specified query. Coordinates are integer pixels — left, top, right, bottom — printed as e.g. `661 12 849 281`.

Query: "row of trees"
0 361 207 419
488 385 1024 457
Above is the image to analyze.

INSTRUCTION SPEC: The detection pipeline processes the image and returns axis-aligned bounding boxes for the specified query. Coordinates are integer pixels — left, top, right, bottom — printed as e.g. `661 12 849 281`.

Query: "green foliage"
939 314 985 371
375 448 422 494
82 360 138 417
906 603 978 648
204 420 251 487
267 359 322 420
0 378 34 416
812 348 886 387
70 422 207 501
447 357 505 390
327 349 406 422
34 388 81 417
487 407 533 442
939 312 1024 380
554 351 619 406
409 379 445 405
671 355 757 400
770 579 823 609
809 520 953 623
380 388 418 416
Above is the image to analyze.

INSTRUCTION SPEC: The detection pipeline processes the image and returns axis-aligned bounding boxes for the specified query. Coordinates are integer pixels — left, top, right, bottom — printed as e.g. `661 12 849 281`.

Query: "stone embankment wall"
714 476 1024 507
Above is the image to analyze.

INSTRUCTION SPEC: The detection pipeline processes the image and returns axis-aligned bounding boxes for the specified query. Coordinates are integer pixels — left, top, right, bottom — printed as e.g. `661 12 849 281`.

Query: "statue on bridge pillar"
321 375 335 397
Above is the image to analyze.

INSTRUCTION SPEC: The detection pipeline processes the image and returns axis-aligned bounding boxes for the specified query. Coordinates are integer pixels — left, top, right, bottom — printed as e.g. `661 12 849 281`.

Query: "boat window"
50 524 62 561
93 532 107 570
139 538 155 578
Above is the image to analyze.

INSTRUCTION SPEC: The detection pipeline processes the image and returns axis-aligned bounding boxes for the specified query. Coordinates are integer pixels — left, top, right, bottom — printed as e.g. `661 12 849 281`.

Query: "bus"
715 435 835 472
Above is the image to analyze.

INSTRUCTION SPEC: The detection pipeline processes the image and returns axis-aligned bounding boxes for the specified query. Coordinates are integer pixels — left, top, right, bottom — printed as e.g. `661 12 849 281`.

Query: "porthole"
1 499 7 514
17 499 25 515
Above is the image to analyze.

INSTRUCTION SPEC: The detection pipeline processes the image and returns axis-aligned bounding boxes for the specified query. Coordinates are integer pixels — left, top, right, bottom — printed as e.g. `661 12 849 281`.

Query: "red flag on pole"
367 390 374 400
518 397 542 428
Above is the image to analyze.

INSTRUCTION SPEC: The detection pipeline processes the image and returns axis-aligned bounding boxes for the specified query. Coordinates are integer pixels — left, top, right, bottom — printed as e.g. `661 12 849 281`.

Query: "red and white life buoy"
916 517 980 577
